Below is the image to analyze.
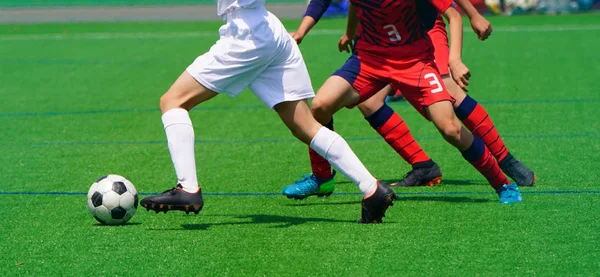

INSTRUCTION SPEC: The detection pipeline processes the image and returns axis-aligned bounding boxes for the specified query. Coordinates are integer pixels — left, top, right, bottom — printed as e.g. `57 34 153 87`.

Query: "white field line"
1 25 599 41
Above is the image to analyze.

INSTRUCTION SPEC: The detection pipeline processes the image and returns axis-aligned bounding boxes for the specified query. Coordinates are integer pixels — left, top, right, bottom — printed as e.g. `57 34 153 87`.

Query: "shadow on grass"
337 179 486 187
148 214 400 231
284 200 359 207
177 214 353 230
150 214 368 231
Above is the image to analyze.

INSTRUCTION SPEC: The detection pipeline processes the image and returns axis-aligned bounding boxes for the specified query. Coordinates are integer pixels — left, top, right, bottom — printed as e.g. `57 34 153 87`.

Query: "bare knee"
436 118 462 143
160 93 177 113
357 87 388 117
160 92 188 113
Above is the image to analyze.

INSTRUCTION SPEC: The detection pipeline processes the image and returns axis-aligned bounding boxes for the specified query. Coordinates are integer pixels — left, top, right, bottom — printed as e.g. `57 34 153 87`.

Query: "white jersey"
216 0 265 17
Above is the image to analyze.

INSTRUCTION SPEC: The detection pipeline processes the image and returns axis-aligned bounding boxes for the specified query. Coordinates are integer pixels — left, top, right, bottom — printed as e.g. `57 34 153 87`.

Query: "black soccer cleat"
140 184 204 214
357 181 397 224
499 153 536 187
390 160 442 187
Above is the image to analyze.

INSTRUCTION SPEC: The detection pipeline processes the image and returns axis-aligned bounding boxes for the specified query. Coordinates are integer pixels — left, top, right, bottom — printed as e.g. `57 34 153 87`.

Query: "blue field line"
0 105 267 118
0 98 597 118
0 58 148 66
1 190 599 196
4 132 598 147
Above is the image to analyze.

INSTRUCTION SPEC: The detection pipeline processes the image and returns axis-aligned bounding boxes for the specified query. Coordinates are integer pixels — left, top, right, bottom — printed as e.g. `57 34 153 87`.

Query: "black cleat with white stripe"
140 184 204 215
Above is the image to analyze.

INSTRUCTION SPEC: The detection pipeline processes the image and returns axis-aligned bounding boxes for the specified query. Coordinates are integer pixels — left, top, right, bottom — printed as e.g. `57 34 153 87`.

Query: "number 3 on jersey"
383 24 401 42
424 73 443 94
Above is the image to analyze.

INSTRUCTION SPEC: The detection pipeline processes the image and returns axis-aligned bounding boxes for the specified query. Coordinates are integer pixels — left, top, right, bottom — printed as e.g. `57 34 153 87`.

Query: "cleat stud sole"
424 177 442 187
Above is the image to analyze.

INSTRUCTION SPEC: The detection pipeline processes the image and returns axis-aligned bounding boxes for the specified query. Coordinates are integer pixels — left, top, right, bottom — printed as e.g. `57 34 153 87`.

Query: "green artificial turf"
1 14 599 276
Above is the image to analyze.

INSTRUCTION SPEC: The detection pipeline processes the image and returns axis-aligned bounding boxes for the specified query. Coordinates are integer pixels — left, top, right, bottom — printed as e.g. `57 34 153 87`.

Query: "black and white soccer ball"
87 174 138 225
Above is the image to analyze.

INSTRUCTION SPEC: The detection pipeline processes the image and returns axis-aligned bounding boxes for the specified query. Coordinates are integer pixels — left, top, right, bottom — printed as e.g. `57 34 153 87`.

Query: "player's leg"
394 60 521 203
430 22 535 187
357 86 442 187
282 75 358 200
282 52 388 200
425 100 521 203
249 38 396 222
140 71 218 214
275 99 396 223
141 20 269 214
445 77 535 186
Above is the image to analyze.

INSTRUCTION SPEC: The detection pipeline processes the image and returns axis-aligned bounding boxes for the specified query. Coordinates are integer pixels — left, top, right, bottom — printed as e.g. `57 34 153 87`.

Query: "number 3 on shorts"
383 24 401 42
424 73 443 94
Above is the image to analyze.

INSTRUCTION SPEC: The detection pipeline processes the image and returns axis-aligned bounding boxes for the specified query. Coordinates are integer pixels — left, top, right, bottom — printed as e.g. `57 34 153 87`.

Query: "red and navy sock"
461 136 510 190
365 104 431 165
454 95 509 162
309 119 334 179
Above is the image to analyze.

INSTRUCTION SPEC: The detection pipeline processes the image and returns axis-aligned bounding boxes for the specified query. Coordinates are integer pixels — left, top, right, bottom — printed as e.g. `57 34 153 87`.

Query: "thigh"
312 75 358 119
390 58 454 119
161 71 219 112
332 53 389 108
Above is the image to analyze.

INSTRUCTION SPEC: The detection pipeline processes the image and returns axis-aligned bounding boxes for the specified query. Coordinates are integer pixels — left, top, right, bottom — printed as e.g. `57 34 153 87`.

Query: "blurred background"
317 0 600 17
0 0 598 23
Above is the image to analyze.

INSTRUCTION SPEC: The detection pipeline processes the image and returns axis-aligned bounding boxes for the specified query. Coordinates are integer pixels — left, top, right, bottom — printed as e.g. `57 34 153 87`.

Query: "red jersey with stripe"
351 0 451 58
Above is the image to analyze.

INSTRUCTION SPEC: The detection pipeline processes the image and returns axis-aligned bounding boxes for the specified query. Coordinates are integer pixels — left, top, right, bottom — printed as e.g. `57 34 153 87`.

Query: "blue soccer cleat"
282 171 336 200
496 184 523 204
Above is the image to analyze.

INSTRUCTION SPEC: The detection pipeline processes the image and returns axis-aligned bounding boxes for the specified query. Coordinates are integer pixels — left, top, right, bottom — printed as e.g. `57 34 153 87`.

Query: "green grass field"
1 14 600 276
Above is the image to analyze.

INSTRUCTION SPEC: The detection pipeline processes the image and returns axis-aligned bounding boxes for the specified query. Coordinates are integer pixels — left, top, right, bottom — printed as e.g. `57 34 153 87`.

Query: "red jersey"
432 15 446 30
352 0 451 58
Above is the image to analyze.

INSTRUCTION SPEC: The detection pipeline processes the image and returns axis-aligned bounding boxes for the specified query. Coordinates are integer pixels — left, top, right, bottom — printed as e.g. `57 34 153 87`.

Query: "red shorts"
333 48 453 118
390 17 449 101
428 17 450 76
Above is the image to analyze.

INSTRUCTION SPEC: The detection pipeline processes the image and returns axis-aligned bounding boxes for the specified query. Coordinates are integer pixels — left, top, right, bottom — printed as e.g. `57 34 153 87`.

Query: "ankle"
412 159 435 169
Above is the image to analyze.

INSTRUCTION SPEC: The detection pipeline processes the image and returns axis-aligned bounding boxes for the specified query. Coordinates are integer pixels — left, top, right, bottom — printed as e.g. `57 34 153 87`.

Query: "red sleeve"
427 0 453 13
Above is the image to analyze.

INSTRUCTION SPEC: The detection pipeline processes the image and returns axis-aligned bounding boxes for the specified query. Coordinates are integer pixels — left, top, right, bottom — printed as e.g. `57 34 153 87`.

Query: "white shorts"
186 6 315 109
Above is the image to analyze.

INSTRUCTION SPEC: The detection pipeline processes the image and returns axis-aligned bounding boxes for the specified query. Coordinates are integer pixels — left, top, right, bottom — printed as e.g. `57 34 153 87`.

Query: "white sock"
310 127 377 198
162 108 199 193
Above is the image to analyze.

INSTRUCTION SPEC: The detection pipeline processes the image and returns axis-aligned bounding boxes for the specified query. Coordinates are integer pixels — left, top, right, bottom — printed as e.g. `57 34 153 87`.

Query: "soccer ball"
87 174 138 225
